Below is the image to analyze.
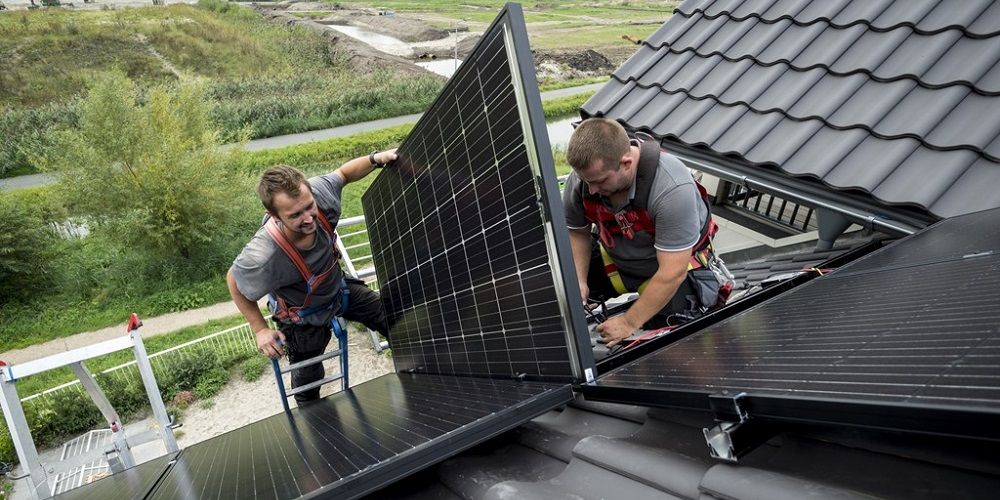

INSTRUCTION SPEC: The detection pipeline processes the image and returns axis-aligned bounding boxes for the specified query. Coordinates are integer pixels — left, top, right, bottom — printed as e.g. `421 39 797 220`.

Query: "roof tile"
585 0 1000 219
870 148 977 210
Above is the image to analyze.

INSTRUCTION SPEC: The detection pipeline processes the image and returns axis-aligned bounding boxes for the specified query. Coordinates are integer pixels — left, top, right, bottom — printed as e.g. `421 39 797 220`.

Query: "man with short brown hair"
227 150 396 403
563 118 720 348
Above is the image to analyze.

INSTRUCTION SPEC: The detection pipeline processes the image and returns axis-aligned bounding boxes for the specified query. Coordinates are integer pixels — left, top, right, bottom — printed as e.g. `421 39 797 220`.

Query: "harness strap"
263 211 342 324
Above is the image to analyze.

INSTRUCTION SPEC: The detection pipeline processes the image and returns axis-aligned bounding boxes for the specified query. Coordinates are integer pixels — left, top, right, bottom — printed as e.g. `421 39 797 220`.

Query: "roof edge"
653 139 937 236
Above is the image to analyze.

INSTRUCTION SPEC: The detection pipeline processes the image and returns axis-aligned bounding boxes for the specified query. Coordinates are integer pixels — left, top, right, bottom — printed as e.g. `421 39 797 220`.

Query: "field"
328 0 674 55
0 1 443 177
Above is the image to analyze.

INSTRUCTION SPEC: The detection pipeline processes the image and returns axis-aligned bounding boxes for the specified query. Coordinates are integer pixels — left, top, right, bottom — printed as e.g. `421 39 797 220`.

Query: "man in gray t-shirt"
562 118 711 348
227 151 396 403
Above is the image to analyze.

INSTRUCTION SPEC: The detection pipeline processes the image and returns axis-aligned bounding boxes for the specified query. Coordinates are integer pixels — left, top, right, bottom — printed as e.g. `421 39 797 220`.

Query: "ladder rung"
286 374 345 397
281 351 343 375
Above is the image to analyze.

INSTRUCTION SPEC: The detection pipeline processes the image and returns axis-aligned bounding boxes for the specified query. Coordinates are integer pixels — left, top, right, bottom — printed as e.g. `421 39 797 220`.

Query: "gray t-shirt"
230 173 346 325
563 149 708 290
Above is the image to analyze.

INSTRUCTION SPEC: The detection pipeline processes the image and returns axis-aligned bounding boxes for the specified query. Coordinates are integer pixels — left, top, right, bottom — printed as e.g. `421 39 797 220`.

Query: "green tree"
0 196 58 303
39 73 254 276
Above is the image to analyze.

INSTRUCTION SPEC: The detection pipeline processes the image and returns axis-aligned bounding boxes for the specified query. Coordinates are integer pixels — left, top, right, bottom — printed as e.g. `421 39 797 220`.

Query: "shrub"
0 421 15 465
193 366 230 400
98 371 149 419
240 355 269 382
158 346 218 400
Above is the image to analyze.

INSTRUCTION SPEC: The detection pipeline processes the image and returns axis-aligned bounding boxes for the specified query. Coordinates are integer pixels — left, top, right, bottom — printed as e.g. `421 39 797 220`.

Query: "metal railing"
722 182 817 233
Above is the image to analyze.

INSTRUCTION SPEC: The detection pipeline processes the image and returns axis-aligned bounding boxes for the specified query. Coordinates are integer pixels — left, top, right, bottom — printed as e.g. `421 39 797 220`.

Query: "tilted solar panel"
587 208 1000 441
362 4 593 382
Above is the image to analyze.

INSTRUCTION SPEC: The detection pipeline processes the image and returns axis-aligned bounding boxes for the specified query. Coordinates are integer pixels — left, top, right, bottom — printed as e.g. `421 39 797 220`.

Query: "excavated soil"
263 1 629 80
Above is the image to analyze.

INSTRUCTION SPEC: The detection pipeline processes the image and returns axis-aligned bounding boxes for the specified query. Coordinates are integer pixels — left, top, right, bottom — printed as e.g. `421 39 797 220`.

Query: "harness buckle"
614 210 635 240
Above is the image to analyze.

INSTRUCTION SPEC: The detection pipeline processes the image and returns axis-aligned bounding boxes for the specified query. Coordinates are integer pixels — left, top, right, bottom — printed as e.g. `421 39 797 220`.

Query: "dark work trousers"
278 277 388 403
585 237 700 329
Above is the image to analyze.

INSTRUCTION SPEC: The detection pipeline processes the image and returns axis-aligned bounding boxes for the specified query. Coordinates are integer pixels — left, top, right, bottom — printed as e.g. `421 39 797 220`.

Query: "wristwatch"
369 150 387 168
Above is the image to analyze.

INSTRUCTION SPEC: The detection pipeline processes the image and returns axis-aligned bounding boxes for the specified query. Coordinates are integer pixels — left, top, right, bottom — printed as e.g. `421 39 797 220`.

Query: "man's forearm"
623 266 686 328
335 155 377 185
227 271 269 334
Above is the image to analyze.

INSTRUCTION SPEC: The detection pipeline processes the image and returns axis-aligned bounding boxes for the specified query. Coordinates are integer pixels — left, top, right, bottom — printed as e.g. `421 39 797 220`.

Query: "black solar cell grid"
362 7 585 381
598 253 1000 407
54 452 177 500
64 374 572 500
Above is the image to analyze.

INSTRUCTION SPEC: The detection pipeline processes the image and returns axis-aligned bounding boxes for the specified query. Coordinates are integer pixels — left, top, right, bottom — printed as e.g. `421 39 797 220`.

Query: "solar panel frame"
362 3 594 383
585 208 1000 441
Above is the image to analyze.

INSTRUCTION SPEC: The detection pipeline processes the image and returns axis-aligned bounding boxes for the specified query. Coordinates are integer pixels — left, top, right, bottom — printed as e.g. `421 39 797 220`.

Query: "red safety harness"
263 211 343 324
581 140 721 295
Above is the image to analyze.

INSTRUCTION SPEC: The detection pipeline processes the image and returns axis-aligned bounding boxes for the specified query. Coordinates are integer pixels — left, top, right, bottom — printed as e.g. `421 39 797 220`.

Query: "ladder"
0 314 178 500
271 316 350 413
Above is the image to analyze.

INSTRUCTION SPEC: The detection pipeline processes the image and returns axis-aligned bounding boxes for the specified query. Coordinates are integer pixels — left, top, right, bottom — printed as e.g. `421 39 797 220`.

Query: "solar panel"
586 208 1000 440
62 374 572 500
362 4 592 382
54 452 176 500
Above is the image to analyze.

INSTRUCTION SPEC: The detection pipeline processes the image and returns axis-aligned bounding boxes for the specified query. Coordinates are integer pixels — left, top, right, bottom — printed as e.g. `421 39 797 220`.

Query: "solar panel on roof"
586 208 1000 441
65 375 572 499
54 452 176 500
362 4 593 382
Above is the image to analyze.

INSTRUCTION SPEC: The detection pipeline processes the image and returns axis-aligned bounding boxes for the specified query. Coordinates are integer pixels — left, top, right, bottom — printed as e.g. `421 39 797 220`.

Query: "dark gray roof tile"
822 136 921 190
782 127 868 176
713 110 785 157
630 91 687 133
829 0 895 27
832 26 912 71
969 1 1000 36
727 18 795 58
760 0 813 20
728 0 781 20
874 85 971 139
917 92 1000 158
870 148 977 211
873 28 962 82
678 102 751 145
718 62 786 102
632 49 695 87
690 56 756 97
751 66 825 111
586 0 1000 219
746 118 824 166
919 0 995 35
930 158 1000 217
871 0 939 30
681 0 1000 37
759 20 829 61
795 0 855 23
824 77 915 128
922 35 1000 90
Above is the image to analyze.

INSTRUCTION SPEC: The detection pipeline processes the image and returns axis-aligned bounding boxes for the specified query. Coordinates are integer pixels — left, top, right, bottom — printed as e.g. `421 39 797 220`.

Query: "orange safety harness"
581 140 725 299
263 211 345 324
